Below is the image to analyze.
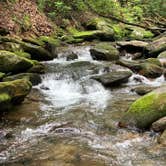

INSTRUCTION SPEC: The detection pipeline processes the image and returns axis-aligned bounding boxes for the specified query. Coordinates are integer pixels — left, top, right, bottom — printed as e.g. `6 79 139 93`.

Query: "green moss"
0 93 11 103
121 89 166 129
129 26 154 40
145 58 161 67
0 72 5 80
14 51 31 59
39 36 60 47
158 51 166 59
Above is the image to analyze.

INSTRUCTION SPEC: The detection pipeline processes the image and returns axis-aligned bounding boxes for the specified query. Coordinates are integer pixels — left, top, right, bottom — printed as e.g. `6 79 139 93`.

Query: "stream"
0 44 166 166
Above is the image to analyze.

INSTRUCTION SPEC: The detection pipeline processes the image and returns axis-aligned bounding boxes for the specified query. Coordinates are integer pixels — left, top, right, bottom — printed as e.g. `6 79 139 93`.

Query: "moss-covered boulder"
119 86 166 129
90 43 119 61
0 79 32 110
0 51 33 74
3 73 41 86
127 26 154 40
144 58 162 67
91 70 132 86
146 36 166 57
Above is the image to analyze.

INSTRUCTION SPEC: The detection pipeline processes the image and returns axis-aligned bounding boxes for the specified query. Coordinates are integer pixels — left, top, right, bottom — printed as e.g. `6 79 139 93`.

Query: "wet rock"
90 43 119 61
132 86 157 95
0 50 33 74
40 85 50 90
119 86 166 129
158 130 166 146
146 36 166 57
3 73 41 86
117 59 163 78
144 58 162 67
158 51 166 59
117 40 148 53
22 42 54 61
27 60 45 74
0 79 32 110
139 62 163 78
91 70 132 86
66 52 78 61
152 117 166 132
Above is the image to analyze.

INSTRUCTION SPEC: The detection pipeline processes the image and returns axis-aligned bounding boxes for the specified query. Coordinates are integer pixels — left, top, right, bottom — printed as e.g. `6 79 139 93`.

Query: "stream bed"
0 44 166 166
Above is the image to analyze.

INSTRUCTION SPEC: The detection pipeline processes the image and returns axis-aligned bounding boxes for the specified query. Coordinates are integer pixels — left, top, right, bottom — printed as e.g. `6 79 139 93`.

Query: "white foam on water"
127 74 165 86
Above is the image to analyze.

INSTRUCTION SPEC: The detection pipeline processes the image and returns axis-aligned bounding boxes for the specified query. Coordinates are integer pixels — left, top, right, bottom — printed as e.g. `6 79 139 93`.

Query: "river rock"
132 86 157 95
91 70 132 86
0 79 32 110
66 52 78 61
158 51 166 59
146 36 166 57
152 117 166 132
117 59 163 78
0 50 33 74
27 60 45 74
117 40 148 53
22 42 53 61
119 86 166 129
90 43 119 61
3 73 41 86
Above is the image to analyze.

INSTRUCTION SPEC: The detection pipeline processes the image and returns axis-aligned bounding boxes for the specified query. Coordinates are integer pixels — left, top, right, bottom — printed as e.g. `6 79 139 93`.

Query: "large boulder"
27 60 45 74
146 36 166 57
119 86 166 129
152 117 166 132
0 51 33 74
3 73 41 86
90 43 119 61
0 79 32 110
91 70 132 86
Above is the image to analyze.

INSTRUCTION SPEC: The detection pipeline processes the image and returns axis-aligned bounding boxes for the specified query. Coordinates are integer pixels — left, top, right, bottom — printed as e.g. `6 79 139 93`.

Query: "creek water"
0 44 166 166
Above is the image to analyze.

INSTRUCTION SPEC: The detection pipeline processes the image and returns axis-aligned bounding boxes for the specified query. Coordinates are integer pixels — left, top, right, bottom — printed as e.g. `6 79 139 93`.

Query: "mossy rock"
90 42 119 61
0 72 5 81
128 26 154 40
3 73 41 86
22 42 53 61
119 86 166 129
146 36 166 57
158 51 166 59
144 58 162 67
14 51 31 59
27 60 45 74
139 63 163 78
0 50 33 74
0 42 23 52
0 79 32 109
0 93 12 111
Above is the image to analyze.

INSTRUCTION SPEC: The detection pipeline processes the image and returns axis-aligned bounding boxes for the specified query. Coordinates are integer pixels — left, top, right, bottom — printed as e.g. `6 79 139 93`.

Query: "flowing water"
0 44 166 166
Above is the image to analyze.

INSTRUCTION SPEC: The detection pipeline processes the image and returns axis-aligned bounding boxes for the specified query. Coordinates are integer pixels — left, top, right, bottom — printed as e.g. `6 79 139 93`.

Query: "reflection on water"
0 45 165 166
